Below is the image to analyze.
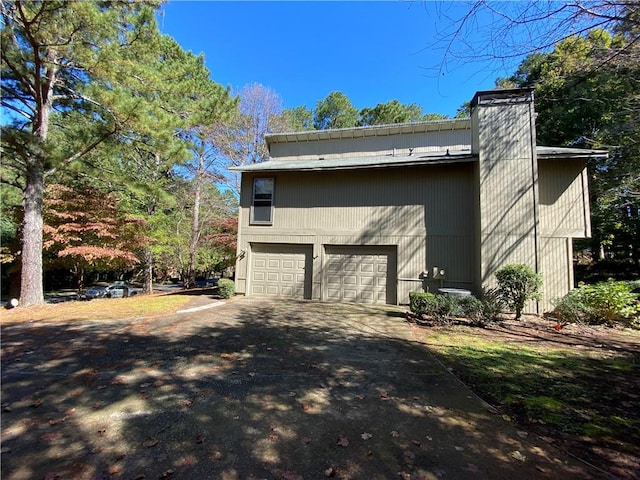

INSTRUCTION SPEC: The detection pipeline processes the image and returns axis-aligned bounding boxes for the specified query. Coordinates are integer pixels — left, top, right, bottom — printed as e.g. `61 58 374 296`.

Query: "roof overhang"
536 146 608 160
231 151 476 173
230 146 608 173
266 118 471 146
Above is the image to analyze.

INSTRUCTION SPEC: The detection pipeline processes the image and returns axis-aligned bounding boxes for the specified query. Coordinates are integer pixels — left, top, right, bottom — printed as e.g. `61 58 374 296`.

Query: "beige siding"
539 160 590 238
475 97 541 313
269 129 471 161
540 236 573 311
236 164 475 304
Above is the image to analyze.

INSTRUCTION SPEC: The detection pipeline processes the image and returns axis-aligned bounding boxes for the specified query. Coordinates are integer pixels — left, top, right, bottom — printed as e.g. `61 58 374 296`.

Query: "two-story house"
231 88 606 312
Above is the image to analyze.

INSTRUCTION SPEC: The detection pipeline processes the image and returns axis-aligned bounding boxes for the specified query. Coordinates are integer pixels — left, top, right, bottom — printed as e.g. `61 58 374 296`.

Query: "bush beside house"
218 279 235 299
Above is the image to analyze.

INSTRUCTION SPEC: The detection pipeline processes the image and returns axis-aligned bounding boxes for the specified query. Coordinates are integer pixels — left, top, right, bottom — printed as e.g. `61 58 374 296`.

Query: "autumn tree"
43 184 147 292
0 0 168 305
206 215 239 274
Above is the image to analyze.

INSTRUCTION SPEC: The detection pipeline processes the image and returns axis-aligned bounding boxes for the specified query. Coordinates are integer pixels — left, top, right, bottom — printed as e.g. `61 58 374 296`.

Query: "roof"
230 146 607 173
266 118 470 146
231 150 476 173
536 146 608 159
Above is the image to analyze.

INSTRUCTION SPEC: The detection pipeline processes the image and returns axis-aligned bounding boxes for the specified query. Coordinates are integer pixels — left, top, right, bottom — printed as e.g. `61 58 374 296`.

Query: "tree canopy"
313 91 359 130
1 1 238 303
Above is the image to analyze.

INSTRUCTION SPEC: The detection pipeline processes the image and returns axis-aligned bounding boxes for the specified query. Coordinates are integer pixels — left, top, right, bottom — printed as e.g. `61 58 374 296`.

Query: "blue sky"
160 1 521 118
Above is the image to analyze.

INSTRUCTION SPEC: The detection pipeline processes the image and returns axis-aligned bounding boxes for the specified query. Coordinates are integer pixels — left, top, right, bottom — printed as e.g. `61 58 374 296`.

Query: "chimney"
471 88 540 312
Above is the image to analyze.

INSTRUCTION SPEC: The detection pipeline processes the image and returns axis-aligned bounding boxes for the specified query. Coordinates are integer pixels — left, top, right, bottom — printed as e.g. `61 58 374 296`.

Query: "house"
231 88 606 312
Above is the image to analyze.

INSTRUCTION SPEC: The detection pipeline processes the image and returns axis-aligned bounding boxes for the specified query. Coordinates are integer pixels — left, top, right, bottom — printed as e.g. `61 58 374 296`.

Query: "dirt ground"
0 297 635 479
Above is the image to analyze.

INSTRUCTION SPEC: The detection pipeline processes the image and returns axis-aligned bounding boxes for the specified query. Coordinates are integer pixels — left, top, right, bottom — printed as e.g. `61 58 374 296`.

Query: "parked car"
83 284 140 300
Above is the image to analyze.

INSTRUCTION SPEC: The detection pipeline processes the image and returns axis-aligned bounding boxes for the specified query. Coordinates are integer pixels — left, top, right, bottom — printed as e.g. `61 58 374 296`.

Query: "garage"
250 244 312 299
324 246 396 304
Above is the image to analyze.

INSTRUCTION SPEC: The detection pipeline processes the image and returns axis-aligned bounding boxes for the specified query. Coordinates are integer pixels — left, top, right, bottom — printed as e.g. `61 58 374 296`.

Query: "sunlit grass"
0 294 193 324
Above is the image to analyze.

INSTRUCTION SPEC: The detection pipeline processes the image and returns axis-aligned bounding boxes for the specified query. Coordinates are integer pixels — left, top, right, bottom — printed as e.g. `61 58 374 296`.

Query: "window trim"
250 177 274 225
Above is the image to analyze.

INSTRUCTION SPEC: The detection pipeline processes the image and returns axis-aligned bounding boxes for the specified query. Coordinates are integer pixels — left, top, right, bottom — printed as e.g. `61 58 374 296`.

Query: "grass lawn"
416 321 640 472
0 294 194 324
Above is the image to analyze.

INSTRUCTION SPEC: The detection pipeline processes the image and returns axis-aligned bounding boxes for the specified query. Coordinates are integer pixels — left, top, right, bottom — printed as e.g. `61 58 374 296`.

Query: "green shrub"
409 291 432 315
552 290 592 325
554 280 639 326
217 279 235 299
455 295 484 326
495 264 542 320
480 287 505 325
408 292 456 322
409 291 500 327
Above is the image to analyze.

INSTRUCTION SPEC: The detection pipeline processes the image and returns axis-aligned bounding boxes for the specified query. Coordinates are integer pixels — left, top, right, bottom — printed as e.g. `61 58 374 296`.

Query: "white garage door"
250 244 312 299
324 246 396 304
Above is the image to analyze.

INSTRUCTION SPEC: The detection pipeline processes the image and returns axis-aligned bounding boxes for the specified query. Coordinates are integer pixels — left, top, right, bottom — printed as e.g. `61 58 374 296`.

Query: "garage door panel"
324 246 396 305
250 244 312 299
360 276 374 287
281 273 294 282
361 263 374 273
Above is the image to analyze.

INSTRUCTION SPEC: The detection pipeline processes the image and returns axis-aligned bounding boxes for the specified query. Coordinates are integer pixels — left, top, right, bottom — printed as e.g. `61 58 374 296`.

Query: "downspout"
528 92 541 313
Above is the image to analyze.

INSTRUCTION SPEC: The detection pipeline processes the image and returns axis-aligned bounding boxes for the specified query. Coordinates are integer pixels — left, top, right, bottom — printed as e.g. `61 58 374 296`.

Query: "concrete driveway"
1 297 603 479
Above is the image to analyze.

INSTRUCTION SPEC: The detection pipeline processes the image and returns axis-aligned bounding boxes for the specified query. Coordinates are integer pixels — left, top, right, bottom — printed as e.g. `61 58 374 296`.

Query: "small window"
251 178 274 224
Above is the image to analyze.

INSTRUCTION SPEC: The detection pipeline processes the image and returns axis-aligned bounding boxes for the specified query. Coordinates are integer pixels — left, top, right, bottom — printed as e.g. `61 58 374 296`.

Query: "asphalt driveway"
1 297 605 479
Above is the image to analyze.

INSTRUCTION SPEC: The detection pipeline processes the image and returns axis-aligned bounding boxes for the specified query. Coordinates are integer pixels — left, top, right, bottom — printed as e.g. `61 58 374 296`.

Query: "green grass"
422 329 640 450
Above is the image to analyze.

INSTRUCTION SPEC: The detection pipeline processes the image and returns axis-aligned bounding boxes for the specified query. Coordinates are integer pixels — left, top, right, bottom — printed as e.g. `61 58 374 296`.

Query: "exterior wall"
269 124 471 161
540 236 573 311
539 159 591 238
236 163 476 304
473 91 542 311
236 89 594 312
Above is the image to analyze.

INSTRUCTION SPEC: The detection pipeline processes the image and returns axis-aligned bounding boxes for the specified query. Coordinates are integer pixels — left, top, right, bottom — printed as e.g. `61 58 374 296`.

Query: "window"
251 178 274 224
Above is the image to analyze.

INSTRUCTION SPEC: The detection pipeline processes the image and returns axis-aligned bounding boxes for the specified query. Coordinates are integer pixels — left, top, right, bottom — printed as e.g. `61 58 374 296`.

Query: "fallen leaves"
361 432 372 440
337 436 349 447
510 450 527 462
142 439 158 448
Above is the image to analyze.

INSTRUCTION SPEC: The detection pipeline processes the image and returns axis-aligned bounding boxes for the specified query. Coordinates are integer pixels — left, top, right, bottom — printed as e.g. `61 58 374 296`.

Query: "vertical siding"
539 160 590 237
540 236 572 312
236 164 476 303
269 128 472 161
475 96 542 312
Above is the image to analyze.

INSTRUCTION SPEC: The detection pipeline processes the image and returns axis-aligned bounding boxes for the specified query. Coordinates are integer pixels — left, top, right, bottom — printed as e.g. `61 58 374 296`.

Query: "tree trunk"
75 264 85 294
20 158 45 306
19 47 57 306
143 248 154 294
186 171 202 289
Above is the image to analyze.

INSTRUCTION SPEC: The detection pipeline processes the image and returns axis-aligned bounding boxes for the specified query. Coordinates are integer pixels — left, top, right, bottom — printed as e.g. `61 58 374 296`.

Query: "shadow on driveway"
1 298 605 479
